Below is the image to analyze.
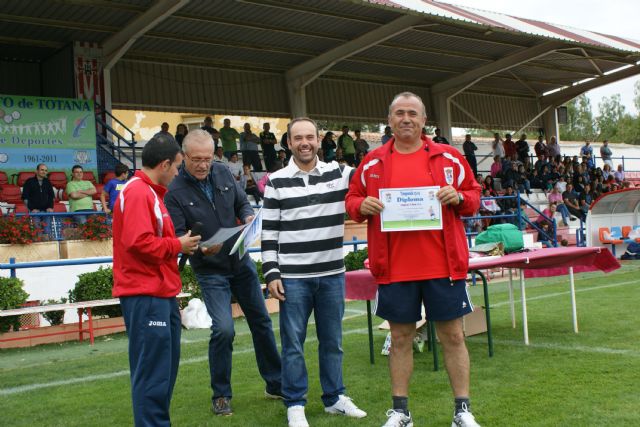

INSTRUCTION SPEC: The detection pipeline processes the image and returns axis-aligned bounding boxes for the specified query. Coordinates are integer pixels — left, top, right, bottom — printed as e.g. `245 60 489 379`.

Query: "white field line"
180 310 367 344
0 320 370 397
488 279 638 308
467 337 638 356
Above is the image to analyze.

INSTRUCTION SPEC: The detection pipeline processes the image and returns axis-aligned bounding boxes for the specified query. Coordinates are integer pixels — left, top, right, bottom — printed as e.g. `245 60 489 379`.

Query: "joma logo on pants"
148 320 167 327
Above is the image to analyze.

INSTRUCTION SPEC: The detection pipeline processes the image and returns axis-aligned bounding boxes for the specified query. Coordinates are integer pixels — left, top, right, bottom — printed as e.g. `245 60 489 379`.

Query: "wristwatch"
457 192 464 205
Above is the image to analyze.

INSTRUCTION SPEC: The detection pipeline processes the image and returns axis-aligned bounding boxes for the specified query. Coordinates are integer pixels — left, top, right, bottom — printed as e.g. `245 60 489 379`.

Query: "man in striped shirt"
261 118 367 427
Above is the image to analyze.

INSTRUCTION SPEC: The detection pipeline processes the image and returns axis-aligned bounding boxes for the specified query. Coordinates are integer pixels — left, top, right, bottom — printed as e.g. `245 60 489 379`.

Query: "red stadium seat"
102 171 116 184
93 183 104 200
13 203 29 214
16 171 36 187
53 202 67 212
82 171 97 184
48 171 68 189
0 184 23 204
0 171 8 186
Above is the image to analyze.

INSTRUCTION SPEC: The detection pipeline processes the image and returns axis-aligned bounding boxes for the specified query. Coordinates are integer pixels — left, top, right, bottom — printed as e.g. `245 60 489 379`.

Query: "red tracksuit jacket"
345 136 481 284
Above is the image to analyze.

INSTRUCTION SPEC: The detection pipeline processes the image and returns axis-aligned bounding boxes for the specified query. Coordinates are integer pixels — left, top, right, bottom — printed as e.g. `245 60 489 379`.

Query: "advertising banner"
0 95 97 177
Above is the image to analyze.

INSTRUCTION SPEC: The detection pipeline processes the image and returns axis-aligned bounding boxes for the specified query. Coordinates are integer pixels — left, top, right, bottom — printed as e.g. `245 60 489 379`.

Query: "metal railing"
94 102 137 171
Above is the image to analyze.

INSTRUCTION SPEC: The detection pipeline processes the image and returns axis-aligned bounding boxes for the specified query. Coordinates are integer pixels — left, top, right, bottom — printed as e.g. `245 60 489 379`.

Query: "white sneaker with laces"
382 409 413 427
451 402 480 427
287 405 309 427
324 394 367 418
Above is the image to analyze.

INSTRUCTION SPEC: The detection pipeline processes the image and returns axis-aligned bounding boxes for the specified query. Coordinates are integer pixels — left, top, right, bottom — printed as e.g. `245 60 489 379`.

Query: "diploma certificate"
379 186 442 231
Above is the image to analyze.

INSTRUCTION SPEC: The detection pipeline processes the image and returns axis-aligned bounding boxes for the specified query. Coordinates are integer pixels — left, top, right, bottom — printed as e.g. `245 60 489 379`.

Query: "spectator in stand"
381 126 393 145
600 140 613 168
515 133 530 164
580 141 594 169
547 136 561 161
614 164 625 182
548 186 569 226
579 183 594 217
573 174 585 194
602 163 613 181
432 127 450 145
498 185 518 225
280 132 291 160
240 123 263 172
154 122 176 142
201 116 218 136
355 151 366 167
100 163 129 214
562 183 584 221
463 134 478 176
220 118 240 160
479 188 500 229
536 203 558 227
491 133 505 159
213 146 227 163
226 152 243 179
21 163 55 234
534 135 548 158
490 155 502 178
175 123 189 148
503 133 516 161
482 175 496 196
530 168 545 191
537 221 553 247
516 164 532 195
321 132 337 162
260 123 278 172
337 125 356 166
335 147 345 164
354 129 369 157
22 163 55 214
534 154 550 176
277 149 289 167
241 164 262 205
201 117 221 150
257 160 283 195
66 165 96 224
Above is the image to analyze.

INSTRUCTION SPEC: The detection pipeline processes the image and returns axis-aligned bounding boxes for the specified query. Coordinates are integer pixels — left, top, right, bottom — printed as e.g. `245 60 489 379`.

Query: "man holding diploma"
165 130 281 417
346 92 481 427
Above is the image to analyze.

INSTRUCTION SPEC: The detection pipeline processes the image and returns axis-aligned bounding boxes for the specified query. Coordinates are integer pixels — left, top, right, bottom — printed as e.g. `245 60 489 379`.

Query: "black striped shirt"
261 159 353 283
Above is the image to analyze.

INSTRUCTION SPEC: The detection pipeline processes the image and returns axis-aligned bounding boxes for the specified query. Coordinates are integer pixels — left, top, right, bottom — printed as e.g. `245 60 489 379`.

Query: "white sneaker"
288 405 309 427
451 403 480 427
324 394 367 418
382 409 413 427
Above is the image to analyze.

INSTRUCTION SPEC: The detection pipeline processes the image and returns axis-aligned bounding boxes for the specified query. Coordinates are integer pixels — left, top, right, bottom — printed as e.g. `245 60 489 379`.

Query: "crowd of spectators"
475 132 632 236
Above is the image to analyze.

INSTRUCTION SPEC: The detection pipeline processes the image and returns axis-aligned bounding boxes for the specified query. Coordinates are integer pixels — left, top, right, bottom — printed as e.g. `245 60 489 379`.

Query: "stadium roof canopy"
2 0 639 135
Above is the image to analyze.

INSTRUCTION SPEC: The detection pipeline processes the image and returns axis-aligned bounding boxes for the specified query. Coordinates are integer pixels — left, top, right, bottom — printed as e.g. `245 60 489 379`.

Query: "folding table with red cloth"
346 247 620 365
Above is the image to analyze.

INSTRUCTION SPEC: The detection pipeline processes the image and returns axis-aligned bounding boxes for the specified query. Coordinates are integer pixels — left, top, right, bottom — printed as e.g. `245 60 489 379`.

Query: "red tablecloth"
345 270 377 300
468 247 620 278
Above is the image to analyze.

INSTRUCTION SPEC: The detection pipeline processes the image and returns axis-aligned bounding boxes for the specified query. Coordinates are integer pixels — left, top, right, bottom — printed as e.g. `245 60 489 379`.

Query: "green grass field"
1 262 639 426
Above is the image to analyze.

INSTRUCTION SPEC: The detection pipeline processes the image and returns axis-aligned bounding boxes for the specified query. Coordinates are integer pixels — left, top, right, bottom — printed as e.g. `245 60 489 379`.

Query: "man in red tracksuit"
112 135 201 427
345 92 482 427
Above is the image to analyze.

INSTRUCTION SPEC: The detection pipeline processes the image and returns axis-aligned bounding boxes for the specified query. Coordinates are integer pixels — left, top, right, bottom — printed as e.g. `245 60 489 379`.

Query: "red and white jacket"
345 136 481 284
112 171 183 298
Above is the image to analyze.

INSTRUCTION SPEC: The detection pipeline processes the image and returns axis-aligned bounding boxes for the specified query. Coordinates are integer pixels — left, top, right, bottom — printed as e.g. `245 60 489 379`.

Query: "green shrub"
0 277 29 332
344 248 368 271
180 264 201 303
68 267 120 318
41 298 67 326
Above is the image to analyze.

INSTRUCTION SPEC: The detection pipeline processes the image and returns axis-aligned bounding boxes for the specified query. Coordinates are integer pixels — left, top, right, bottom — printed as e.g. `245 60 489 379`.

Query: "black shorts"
374 278 472 323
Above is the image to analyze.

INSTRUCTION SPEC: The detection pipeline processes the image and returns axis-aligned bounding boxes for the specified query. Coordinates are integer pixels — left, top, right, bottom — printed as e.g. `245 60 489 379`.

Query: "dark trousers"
263 146 277 172
120 296 181 427
195 255 281 399
242 150 263 172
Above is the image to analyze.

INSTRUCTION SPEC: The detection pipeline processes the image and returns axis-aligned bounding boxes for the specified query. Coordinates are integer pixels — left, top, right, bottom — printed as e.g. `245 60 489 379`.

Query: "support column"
286 78 307 118
543 107 559 142
430 93 453 142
